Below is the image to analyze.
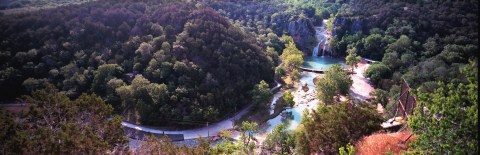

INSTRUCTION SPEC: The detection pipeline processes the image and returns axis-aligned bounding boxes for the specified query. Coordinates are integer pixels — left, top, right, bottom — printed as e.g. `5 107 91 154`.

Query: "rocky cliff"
288 18 316 54
332 17 365 36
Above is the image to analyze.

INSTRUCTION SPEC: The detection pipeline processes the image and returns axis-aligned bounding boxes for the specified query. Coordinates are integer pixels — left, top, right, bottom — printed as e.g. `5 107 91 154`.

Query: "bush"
365 63 391 86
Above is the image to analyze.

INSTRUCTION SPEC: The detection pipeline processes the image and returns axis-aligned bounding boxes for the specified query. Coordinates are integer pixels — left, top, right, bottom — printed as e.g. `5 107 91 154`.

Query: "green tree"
409 60 477 154
369 89 389 108
210 140 238 155
280 41 304 71
115 85 135 115
363 33 386 60
275 65 286 79
92 64 124 96
239 121 259 151
282 91 295 107
281 35 294 45
298 102 382 154
291 69 301 81
316 64 353 104
0 84 128 154
22 78 49 92
365 63 391 86
345 47 362 73
250 80 272 108
316 76 337 104
338 144 355 155
147 83 168 105
263 123 295 154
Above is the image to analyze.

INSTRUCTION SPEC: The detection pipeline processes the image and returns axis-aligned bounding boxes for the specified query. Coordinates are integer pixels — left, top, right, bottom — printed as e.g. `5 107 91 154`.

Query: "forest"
0 1 282 126
0 0 477 154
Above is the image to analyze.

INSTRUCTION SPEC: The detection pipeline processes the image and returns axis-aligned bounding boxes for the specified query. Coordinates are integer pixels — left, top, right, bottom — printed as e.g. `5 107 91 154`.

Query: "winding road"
122 80 282 140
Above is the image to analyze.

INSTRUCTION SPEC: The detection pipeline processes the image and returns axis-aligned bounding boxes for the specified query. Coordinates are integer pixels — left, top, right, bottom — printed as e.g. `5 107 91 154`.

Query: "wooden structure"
363 58 379 64
299 67 325 73
381 79 417 130
299 67 353 74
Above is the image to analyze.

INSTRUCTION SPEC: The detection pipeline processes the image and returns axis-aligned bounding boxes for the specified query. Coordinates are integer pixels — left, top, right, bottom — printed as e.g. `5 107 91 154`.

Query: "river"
124 19 349 145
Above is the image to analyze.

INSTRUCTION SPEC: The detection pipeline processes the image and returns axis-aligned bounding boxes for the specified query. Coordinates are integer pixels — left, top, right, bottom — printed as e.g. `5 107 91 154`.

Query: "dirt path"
349 59 374 101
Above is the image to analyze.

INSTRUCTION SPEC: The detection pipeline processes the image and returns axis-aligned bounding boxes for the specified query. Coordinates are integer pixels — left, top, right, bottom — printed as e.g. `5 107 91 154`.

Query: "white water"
264 72 320 133
313 19 330 57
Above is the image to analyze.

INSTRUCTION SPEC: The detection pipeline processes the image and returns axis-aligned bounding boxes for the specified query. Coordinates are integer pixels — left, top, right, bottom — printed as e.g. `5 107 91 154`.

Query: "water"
313 19 330 57
265 56 345 133
313 43 319 56
264 20 344 134
266 72 319 132
303 56 346 71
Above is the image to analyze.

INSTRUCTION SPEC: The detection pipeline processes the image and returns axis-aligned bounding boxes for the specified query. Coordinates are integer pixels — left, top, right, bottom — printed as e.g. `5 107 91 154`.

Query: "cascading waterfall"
322 45 325 57
322 39 327 56
313 43 319 57
313 19 330 57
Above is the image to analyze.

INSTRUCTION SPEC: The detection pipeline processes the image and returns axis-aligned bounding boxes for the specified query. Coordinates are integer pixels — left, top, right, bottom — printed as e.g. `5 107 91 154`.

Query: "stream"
124 19 344 145
260 19 342 136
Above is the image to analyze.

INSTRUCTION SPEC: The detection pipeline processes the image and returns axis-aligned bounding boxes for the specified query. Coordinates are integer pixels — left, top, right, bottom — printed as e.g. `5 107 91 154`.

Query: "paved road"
122 80 282 140
122 104 252 139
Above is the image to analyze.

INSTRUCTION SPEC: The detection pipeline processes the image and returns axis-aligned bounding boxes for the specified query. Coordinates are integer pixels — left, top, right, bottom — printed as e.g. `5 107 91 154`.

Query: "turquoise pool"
303 56 346 70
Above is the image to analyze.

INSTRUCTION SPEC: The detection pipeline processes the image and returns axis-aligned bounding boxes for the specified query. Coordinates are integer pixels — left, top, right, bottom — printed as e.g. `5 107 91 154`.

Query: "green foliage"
282 91 295 107
250 80 272 109
0 2 277 126
365 63 391 86
345 47 361 72
238 121 258 154
409 60 477 154
369 88 389 107
297 102 382 154
316 75 337 104
316 64 352 104
22 78 49 92
333 0 478 90
338 144 355 155
0 85 128 154
282 35 295 45
263 123 295 154
210 140 238 155
115 75 171 124
291 69 301 81
92 64 124 96
275 65 287 79
137 135 212 154
362 33 387 60
219 130 233 140
280 41 304 71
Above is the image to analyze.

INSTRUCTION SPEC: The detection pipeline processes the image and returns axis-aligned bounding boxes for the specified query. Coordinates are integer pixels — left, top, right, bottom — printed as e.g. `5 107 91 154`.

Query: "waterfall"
313 44 319 57
322 46 325 57
322 39 327 56
313 19 330 57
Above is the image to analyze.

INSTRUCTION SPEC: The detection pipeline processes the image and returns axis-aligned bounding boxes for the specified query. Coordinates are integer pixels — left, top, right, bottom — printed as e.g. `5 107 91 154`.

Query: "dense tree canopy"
332 0 477 88
297 102 382 154
0 1 276 126
0 85 128 154
316 64 352 104
409 60 477 154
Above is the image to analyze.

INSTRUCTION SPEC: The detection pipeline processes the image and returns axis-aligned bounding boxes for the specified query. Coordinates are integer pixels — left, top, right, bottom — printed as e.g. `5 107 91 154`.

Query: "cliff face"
288 18 316 54
332 17 364 36
330 17 365 56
